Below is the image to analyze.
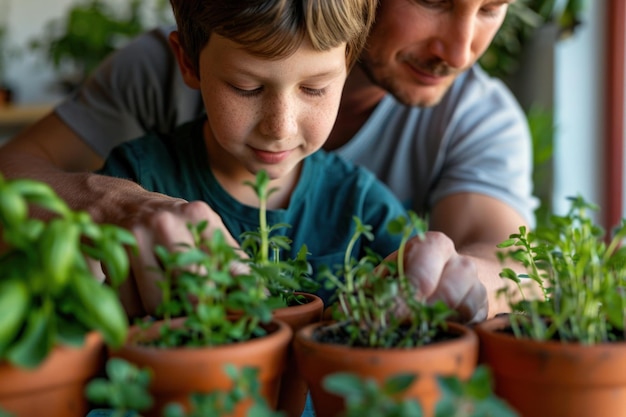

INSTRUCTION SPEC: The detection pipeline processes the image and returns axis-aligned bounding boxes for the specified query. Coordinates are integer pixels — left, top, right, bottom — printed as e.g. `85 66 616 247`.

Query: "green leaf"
8 178 70 216
382 373 417 395
0 279 30 357
55 314 89 347
40 218 80 291
70 274 128 348
0 183 28 226
323 373 366 397
499 268 521 283
6 306 54 368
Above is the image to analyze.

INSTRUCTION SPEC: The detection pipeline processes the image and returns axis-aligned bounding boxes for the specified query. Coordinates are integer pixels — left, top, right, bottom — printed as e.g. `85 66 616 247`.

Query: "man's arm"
0 112 238 317
429 192 530 319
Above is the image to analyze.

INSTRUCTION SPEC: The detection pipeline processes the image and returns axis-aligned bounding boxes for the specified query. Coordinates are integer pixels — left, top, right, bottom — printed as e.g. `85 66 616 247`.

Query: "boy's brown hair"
169 0 377 76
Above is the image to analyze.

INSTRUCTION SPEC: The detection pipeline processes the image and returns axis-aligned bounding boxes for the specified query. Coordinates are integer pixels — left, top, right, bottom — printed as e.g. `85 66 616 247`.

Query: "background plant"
320 212 455 348
0 0 10 85
497 195 626 344
480 1 588 229
239 170 319 307
28 0 172 91
0 23 8 86
480 0 587 79
0 174 135 368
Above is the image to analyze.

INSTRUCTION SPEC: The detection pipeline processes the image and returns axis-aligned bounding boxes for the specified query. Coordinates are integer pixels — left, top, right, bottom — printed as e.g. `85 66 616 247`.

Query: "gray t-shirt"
56 26 538 225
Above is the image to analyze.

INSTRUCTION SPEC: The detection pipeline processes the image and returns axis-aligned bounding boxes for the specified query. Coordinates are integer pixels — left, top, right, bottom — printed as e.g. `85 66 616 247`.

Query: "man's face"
360 0 510 107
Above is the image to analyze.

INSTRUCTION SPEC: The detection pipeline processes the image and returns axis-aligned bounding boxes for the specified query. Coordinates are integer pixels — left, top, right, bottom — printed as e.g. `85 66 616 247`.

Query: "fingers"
401 232 456 298
400 231 489 324
424 254 488 324
116 195 240 317
129 222 169 316
183 200 241 249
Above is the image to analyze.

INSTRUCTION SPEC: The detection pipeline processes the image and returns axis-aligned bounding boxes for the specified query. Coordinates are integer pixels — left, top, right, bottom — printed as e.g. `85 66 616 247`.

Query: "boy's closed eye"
229 84 264 97
228 83 328 98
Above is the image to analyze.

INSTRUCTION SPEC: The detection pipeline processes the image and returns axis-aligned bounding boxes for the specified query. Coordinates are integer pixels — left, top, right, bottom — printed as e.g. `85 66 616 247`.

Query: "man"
0 0 535 322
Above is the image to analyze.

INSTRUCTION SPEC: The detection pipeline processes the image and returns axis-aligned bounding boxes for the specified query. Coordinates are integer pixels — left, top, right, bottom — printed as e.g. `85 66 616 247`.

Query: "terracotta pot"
0 332 105 417
475 315 626 417
272 292 324 417
294 321 478 417
110 318 292 417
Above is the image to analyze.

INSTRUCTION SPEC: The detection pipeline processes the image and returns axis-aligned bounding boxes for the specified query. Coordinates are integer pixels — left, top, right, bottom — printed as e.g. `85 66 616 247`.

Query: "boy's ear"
169 31 201 89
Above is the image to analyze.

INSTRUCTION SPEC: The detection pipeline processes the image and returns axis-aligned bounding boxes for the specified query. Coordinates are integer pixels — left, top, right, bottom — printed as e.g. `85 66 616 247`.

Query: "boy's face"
360 0 510 107
181 34 348 181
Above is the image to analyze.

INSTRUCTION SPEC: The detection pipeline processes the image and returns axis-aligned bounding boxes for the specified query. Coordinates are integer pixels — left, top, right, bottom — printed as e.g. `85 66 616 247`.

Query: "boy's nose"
259 96 299 140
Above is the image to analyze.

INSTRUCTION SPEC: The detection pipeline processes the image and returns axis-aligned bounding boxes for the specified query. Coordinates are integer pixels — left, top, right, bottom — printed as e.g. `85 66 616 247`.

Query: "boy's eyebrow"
303 67 347 80
229 64 346 80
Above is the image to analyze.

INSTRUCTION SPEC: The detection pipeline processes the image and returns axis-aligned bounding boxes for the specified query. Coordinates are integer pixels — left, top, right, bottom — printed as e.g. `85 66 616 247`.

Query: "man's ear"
169 31 201 89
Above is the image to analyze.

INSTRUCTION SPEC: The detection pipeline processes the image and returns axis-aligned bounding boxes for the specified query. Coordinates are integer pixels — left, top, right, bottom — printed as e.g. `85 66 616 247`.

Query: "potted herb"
109 220 292 417
240 170 323 417
240 170 321 309
0 174 136 417
475 195 626 417
294 212 479 417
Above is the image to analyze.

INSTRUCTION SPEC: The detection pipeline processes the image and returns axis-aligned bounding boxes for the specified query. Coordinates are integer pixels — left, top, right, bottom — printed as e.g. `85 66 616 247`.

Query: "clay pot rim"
295 320 477 354
0 331 104 395
273 292 323 316
475 315 626 352
120 317 292 353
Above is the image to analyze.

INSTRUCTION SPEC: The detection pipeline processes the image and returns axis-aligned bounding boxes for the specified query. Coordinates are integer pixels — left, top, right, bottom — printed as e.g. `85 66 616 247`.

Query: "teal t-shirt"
99 117 410 304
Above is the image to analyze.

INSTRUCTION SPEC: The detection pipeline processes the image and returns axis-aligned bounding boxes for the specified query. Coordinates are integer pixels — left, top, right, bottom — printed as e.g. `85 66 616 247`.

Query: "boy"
99 0 406 308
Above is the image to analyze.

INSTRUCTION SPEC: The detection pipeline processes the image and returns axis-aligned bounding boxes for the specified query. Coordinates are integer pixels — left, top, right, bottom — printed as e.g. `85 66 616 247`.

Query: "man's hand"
114 194 240 318
0 114 242 319
385 231 489 324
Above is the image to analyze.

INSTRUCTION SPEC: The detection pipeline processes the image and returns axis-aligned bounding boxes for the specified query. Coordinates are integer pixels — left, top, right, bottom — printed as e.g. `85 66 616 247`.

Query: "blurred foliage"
527 105 556 228
29 0 172 89
481 0 587 79
480 0 588 228
0 25 7 80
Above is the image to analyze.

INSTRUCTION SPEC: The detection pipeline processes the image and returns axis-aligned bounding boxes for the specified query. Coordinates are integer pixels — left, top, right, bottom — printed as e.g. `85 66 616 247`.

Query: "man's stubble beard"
358 55 456 108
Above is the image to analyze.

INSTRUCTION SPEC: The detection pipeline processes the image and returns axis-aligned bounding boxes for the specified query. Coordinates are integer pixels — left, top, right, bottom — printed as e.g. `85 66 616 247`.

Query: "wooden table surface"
0 104 52 127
